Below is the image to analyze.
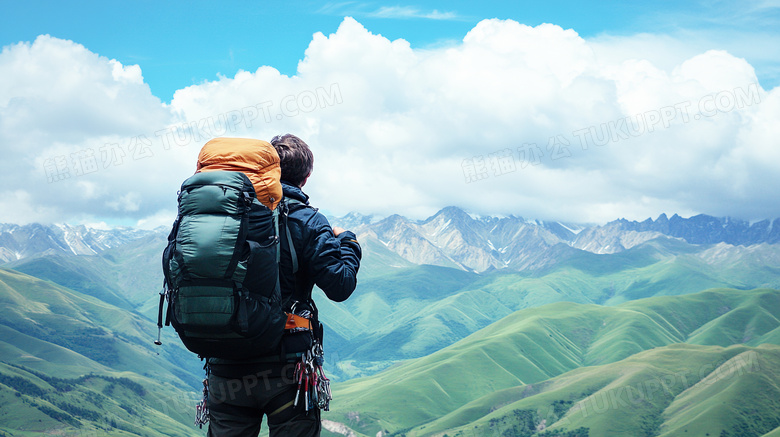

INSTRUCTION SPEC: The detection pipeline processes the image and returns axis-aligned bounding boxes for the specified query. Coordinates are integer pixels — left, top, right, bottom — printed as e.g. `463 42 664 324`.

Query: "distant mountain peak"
438 205 469 216
0 223 156 263
424 206 473 224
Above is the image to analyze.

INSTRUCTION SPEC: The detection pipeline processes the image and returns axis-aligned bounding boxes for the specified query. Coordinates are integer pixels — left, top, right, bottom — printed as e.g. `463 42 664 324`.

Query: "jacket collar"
281 181 310 205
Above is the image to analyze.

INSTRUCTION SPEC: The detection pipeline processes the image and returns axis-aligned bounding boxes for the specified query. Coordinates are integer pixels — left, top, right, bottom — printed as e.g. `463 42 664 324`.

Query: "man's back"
206 134 361 437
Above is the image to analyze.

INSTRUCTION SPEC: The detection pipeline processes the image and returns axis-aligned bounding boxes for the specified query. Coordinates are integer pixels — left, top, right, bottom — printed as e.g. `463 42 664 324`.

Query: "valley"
1 210 778 436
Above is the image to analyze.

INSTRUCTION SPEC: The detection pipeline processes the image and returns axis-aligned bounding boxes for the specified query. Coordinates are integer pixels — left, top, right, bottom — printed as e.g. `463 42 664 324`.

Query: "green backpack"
157 171 286 359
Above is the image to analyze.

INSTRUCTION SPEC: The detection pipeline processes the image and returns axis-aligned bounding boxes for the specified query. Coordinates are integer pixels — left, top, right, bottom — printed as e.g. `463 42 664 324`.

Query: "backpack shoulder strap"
282 198 310 274
285 221 298 274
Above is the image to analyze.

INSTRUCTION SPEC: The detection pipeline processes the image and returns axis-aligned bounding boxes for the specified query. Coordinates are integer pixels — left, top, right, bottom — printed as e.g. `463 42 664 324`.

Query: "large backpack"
157 170 286 360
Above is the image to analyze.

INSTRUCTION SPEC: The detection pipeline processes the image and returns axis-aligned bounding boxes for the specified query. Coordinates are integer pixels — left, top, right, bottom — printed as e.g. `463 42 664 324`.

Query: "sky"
1 1 779 228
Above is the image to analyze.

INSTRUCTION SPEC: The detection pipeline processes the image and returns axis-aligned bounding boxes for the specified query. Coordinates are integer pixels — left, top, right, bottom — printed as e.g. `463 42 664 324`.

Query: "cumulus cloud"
0 18 778 226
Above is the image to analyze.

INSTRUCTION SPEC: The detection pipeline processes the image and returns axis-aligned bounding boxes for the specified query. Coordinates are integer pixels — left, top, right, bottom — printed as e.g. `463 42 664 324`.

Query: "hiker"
204 134 362 437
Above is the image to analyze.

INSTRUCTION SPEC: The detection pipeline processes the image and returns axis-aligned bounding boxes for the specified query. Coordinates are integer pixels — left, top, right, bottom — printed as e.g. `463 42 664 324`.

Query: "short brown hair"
270 134 314 187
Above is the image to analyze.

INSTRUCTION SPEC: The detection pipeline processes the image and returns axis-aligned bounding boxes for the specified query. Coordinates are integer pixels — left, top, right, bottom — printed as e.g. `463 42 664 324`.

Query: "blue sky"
1 1 779 226
3 1 778 101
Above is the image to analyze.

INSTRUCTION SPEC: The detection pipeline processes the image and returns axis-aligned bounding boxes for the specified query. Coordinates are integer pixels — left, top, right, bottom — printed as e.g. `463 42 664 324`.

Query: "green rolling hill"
0 267 201 385
5 254 136 311
0 361 201 436
0 267 206 436
321 288 780 437
431 343 780 437
316 238 780 379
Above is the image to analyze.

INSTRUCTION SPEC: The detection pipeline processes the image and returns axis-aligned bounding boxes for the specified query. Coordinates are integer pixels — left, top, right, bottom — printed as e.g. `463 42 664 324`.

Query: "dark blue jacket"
279 182 361 306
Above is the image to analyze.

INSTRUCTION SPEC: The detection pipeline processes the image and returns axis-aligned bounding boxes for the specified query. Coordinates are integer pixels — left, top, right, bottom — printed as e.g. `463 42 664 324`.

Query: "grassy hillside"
0 361 201 436
6 254 136 311
433 344 780 437
0 267 207 435
99 232 171 305
0 268 201 386
315 239 780 379
322 288 780 436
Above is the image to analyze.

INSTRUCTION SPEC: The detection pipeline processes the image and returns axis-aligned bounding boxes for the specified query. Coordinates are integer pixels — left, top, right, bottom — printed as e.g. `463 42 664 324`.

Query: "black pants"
207 366 321 437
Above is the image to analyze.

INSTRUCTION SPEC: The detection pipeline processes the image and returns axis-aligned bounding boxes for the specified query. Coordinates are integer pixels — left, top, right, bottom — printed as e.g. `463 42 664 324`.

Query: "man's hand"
332 226 346 237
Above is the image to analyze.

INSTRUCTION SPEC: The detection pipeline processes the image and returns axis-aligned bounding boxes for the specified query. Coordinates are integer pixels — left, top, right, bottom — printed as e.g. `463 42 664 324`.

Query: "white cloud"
317 3 462 21
368 6 459 20
0 36 169 143
0 190 60 224
135 209 177 231
589 28 780 89
0 35 181 225
106 192 142 212
1 18 778 226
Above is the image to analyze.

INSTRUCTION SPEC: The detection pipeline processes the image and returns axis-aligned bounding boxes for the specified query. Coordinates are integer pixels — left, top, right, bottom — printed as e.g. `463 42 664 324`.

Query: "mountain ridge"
0 223 156 263
3 209 778 272
334 208 780 272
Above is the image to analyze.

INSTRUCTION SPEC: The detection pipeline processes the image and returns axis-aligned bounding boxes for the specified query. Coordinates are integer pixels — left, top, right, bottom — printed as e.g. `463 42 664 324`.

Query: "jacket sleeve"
301 212 362 302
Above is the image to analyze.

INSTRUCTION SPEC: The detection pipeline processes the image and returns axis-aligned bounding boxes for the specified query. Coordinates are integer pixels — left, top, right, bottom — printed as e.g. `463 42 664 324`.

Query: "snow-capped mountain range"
0 223 155 263
2 208 779 271
333 208 780 272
